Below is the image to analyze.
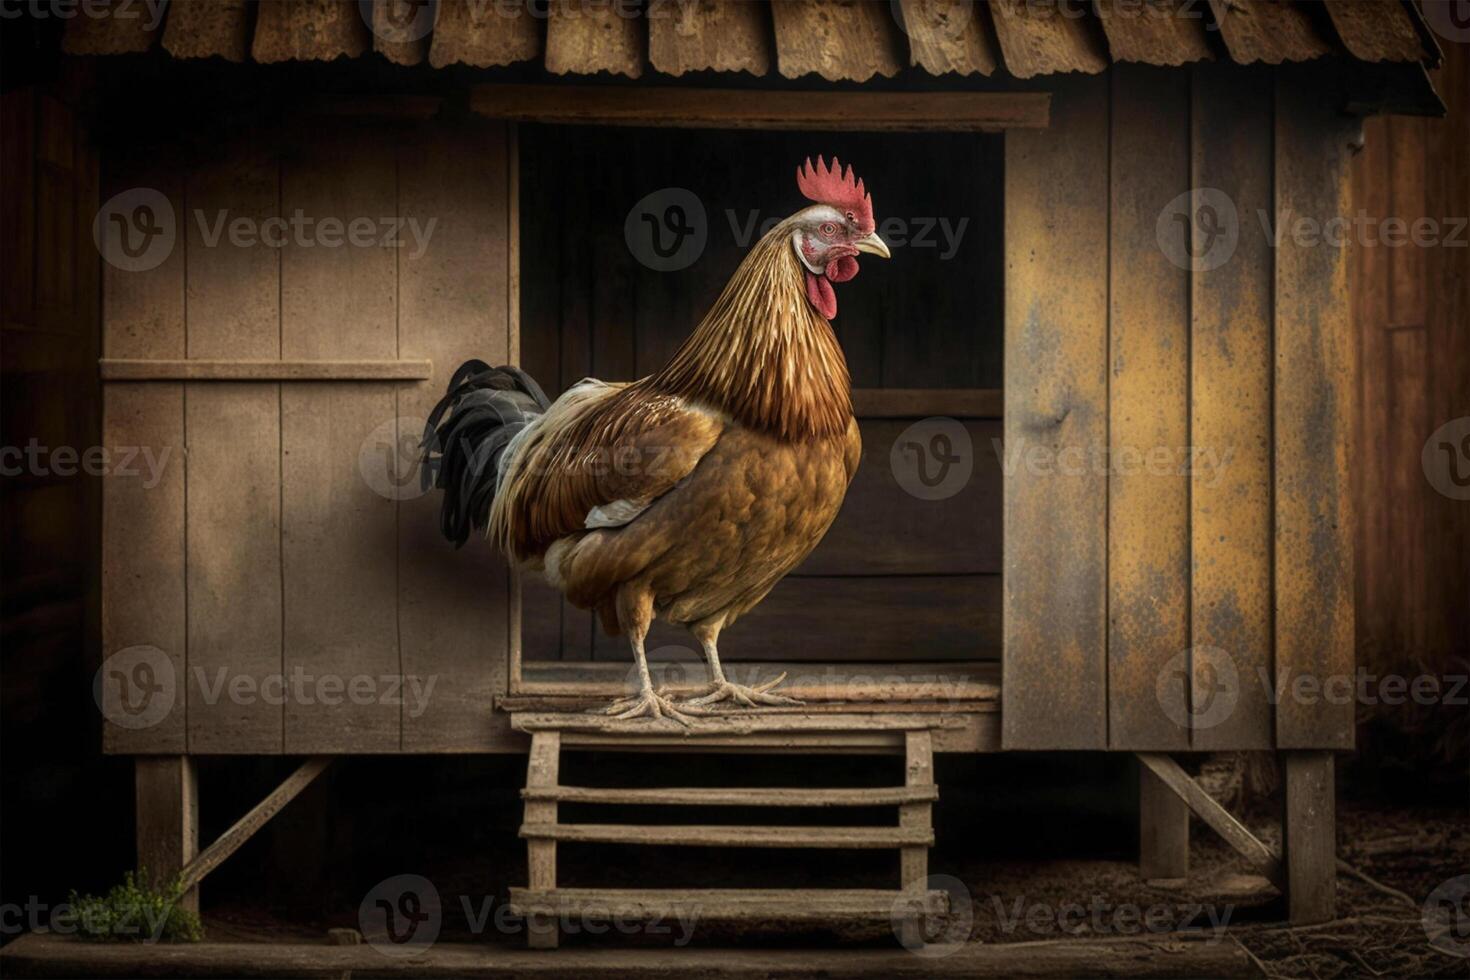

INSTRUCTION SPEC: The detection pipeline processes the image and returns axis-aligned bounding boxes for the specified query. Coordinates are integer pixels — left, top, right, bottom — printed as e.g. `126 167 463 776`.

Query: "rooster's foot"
603 688 698 726
682 672 803 708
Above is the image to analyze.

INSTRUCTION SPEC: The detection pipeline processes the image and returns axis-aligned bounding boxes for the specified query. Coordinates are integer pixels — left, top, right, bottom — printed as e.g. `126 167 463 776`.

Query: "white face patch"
788 204 846 274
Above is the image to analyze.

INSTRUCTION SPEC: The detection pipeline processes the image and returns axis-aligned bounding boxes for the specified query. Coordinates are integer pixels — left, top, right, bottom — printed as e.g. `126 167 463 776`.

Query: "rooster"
422 157 889 724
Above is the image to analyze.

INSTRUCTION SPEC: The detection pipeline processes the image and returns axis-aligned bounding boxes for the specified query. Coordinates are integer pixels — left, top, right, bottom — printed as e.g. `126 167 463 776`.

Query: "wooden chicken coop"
22 0 1444 952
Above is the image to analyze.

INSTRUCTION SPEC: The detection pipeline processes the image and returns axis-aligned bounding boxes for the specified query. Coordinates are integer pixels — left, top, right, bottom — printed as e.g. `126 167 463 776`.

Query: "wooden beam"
899 730 935 947
135 757 199 915
520 823 934 849
852 387 1002 419
524 733 559 949
1284 752 1337 924
1135 753 1284 889
176 758 333 895
1139 763 1189 882
469 85 1050 132
508 888 945 923
520 785 938 806
100 359 433 381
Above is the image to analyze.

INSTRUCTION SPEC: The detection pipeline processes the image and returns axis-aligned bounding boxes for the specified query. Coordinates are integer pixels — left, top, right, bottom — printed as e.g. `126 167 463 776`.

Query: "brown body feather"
490 216 860 634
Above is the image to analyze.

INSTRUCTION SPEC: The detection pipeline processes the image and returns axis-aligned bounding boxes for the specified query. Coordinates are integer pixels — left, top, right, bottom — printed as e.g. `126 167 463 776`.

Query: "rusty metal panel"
1002 78 1110 750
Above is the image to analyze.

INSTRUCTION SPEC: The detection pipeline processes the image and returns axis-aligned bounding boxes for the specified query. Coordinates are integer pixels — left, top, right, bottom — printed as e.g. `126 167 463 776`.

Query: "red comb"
796 155 875 234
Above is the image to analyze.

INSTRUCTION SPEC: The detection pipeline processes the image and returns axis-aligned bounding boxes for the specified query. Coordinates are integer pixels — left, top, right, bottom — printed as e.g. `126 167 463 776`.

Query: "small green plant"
67 869 203 943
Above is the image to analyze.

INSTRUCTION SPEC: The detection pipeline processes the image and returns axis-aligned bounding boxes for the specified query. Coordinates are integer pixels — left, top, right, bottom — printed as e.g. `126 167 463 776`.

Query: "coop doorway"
511 124 1004 701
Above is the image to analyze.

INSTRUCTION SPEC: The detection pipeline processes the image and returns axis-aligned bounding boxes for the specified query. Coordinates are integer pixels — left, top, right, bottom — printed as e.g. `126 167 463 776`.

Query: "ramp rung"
508 887 947 923
520 785 938 806
519 822 933 848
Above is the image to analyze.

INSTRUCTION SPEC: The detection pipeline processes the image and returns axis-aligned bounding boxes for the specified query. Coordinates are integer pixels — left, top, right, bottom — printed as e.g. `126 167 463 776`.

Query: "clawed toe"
683 673 803 708
602 688 698 726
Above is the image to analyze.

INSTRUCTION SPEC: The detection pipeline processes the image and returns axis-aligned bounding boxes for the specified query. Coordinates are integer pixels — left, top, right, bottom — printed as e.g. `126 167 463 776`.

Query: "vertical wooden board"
1386 327 1429 654
398 120 516 751
134 757 199 915
1273 68 1356 750
279 124 399 753
1190 64 1274 751
1283 751 1336 924
1 89 35 323
185 383 282 753
101 148 187 754
1003 78 1109 750
34 98 75 329
1107 66 1190 750
1385 116 1426 329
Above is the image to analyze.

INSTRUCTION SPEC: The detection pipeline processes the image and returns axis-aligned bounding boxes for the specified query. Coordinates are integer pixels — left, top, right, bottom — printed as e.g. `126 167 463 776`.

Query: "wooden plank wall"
1352 39 1470 690
519 125 1005 665
1005 64 1359 750
101 118 518 755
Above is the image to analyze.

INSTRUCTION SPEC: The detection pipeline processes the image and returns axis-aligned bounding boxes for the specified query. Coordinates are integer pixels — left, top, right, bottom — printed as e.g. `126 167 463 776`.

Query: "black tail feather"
420 362 550 548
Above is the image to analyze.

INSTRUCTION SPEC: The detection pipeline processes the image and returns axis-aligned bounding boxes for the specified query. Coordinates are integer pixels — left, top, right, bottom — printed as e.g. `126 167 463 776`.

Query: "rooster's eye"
819 222 837 238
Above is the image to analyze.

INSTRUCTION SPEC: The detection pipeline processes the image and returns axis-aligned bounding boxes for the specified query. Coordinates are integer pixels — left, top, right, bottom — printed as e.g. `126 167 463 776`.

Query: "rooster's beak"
853 231 891 259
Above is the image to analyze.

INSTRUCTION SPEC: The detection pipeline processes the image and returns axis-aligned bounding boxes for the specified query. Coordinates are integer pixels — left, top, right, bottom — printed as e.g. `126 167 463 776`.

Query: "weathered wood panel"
1095 0 1211 67
896 0 997 76
162 0 251 62
251 0 370 63
770 0 903 81
60 0 160 55
1003 78 1109 749
1190 64 1274 751
1322 0 1424 65
279 125 399 753
647 0 771 76
369 0 432 66
429 0 541 69
989 0 1108 79
1106 66 1190 750
182 135 283 755
1273 68 1356 750
398 121 517 751
101 148 187 754
1207 0 1330 66
0 89 35 323
544 0 643 78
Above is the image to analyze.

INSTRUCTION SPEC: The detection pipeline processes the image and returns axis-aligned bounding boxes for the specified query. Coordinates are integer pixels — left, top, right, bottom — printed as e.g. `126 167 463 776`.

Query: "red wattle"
826 255 859 282
805 270 837 320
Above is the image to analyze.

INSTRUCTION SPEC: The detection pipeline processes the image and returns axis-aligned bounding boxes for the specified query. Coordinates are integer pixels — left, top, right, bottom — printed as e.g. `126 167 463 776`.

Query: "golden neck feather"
648 223 853 442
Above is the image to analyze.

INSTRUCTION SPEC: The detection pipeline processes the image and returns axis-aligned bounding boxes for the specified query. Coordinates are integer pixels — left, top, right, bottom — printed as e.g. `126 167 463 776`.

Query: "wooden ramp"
508 711 947 949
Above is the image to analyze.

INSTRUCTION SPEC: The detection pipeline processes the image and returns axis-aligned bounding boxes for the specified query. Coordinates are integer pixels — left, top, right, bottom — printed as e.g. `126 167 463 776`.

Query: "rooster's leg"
681 619 803 708
601 587 696 726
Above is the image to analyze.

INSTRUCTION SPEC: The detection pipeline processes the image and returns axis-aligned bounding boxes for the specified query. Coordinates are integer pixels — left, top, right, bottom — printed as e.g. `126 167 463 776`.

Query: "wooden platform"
0 932 1261 978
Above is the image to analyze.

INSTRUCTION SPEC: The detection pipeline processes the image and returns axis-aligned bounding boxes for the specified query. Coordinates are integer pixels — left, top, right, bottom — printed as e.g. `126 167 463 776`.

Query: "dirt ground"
196 793 1468 979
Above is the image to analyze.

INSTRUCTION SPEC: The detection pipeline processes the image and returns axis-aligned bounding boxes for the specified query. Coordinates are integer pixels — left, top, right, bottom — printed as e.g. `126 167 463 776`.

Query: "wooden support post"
1139 762 1189 883
899 730 934 948
135 757 199 915
1284 751 1336 924
525 732 560 949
